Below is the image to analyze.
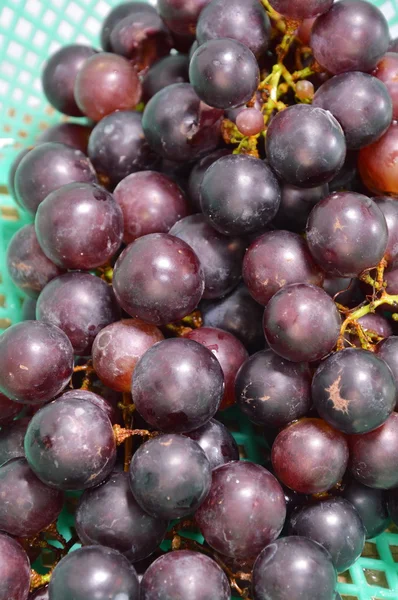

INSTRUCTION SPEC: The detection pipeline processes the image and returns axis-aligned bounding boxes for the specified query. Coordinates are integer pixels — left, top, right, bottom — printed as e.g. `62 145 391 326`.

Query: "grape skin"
0 392 22 426
142 54 189 102
100 2 151 51
185 418 239 469
0 418 29 466
270 0 333 20
0 533 30 600
359 122 398 196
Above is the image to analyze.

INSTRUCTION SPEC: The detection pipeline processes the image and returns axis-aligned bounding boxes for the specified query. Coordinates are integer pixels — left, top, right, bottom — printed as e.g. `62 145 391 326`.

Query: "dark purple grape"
37 123 92 153
189 39 259 109
100 2 150 51
196 461 286 559
243 230 324 306
0 533 30 600
88 111 159 189
273 183 329 233
0 321 73 405
374 52 398 120
24 397 116 490
311 0 389 75
200 155 281 235
170 214 245 299
288 497 365 572
385 268 398 298
0 457 63 537
196 0 270 58
59 390 116 425
21 298 37 321
0 393 22 425
306 192 388 277
142 83 222 162
35 183 123 270
373 196 398 269
157 0 211 36
312 72 392 150
8 148 31 203
270 0 333 19
349 412 398 489
265 104 346 188
235 349 312 427
377 336 398 408
187 149 230 212
76 471 168 561
141 550 230 600
0 418 29 466
129 434 211 519
36 272 120 356
263 283 341 362
113 233 204 325
15 142 97 215
132 337 224 432
271 418 349 494
48 546 139 600
42 44 97 116
185 418 238 469
142 54 189 102
29 587 48 600
312 348 396 434
341 479 389 539
252 537 337 600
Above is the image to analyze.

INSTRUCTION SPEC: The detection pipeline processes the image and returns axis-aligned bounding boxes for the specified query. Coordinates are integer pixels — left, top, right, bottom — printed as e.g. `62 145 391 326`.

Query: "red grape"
0 533 30 600
59 390 117 425
359 122 398 196
236 108 264 136
0 392 22 426
270 0 333 19
374 52 398 119
185 418 239 469
100 2 151 51
296 17 317 46
142 54 189 102
37 123 92 153
295 79 315 101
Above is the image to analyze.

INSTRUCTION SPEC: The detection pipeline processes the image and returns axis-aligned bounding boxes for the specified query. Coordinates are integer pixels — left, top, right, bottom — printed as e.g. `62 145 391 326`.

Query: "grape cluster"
2 1 398 599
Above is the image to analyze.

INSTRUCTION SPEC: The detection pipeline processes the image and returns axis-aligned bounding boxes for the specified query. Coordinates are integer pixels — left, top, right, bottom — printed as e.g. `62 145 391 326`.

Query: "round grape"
236 108 264 136
0 533 30 600
185 418 239 469
142 54 189 102
295 80 315 101
157 0 211 36
270 0 333 19
359 122 398 195
37 123 92 154
342 479 390 539
0 418 29 466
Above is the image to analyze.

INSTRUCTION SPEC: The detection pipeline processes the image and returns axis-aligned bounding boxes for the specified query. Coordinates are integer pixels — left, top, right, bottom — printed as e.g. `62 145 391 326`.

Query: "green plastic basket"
1 1 398 598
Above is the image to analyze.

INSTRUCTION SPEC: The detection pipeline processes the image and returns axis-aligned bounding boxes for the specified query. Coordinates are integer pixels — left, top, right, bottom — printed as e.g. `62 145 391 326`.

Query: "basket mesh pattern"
1 1 398 598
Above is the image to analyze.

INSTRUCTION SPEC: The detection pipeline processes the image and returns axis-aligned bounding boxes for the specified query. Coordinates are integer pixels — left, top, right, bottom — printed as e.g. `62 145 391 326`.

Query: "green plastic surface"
1 1 398 598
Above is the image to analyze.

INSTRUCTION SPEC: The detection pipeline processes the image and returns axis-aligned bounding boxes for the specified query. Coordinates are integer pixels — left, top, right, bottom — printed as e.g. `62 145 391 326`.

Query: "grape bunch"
2 0 398 599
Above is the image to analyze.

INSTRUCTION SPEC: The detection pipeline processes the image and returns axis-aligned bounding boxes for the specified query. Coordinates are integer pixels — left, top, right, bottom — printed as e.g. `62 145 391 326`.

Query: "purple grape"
187 149 230 212
341 479 389 539
0 321 73 405
142 54 189 102
37 123 91 153
48 546 139 600
311 0 389 75
15 143 97 215
88 110 160 188
377 336 398 408
42 44 96 116
353 314 393 347
36 272 120 356
0 393 22 426
132 337 224 432
252 537 337 600
157 0 211 36
35 183 123 270
129 434 211 519
170 214 246 299
185 418 238 469
141 551 230 600
235 349 312 427
59 390 116 425
189 39 259 109
0 533 30 600
0 418 29 466
373 196 398 269
24 397 116 490
270 0 333 19
112 233 204 325
312 348 396 434
76 471 168 562
100 2 150 51
266 105 346 188
196 461 286 559
273 183 329 233
8 148 31 203
142 83 222 162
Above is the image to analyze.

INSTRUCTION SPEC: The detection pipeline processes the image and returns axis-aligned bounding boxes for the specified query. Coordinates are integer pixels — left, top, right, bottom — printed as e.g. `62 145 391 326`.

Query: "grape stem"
112 423 158 445
122 391 134 472
164 309 203 337
30 570 52 592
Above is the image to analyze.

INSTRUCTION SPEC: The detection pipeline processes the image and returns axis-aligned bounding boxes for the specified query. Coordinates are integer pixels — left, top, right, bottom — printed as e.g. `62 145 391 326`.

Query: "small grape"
359 122 398 196
185 418 239 469
100 2 150 51
0 533 30 600
270 0 333 19
236 108 264 136
59 390 117 425
142 54 189 102
37 123 92 154
342 479 390 539
295 80 314 101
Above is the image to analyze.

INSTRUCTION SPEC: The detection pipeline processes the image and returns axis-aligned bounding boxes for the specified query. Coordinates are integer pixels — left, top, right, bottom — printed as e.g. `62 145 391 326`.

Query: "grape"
48 546 139 600
100 2 151 51
295 80 314 102
142 54 190 102
354 314 392 346
187 149 230 212
312 348 396 434
0 392 22 426
22 298 37 321
132 337 224 432
236 108 264 136
288 497 365 572
328 151 360 193
201 283 265 354
341 479 389 539
0 533 30 600
157 0 211 36
265 105 346 188
142 83 222 162
0 321 73 405
271 418 349 494
377 337 398 406
235 349 312 428
196 0 271 58
0 418 29 466
29 587 48 600
87 111 159 188
8 148 30 203
170 214 246 300
358 123 398 195
35 183 123 270
15 142 97 215
200 155 281 235
306 192 388 277
196 461 286 559
129 434 211 519
189 39 259 109
252 537 337 600
36 272 120 356
60 390 117 425
24 397 116 490
323 276 364 308
312 73 393 150
273 183 329 233
112 233 204 325
243 230 324 306
141 550 230 600
185 418 239 469
37 123 91 154
74 53 142 122
263 283 341 362
42 44 96 116
270 0 333 19
184 326 248 409
76 471 168 561
311 0 389 75
349 412 398 489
